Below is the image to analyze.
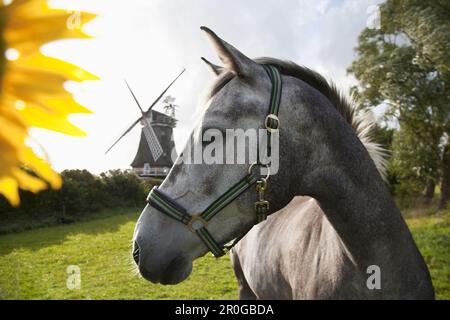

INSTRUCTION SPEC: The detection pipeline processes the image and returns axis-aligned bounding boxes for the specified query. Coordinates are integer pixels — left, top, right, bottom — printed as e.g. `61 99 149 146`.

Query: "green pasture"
0 208 448 299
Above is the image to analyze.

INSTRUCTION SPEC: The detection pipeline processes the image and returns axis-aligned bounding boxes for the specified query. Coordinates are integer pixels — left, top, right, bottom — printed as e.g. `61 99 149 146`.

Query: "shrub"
0 169 160 230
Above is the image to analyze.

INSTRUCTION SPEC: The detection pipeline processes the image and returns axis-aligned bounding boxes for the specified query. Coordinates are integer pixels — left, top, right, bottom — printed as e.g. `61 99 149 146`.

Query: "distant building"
130 110 177 178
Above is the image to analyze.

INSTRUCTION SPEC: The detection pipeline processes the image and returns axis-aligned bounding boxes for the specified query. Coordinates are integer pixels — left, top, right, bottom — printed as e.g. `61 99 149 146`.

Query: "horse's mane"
206 57 389 179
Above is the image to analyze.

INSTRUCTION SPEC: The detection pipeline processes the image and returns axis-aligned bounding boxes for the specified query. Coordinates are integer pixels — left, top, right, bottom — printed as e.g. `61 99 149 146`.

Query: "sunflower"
0 0 98 206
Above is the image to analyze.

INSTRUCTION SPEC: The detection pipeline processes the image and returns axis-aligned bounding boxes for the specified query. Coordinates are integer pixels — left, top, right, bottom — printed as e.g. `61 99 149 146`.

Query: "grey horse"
132 27 434 299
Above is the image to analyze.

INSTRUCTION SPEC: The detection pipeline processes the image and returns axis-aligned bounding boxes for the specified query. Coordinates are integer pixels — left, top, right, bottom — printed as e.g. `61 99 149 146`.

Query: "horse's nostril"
133 241 140 265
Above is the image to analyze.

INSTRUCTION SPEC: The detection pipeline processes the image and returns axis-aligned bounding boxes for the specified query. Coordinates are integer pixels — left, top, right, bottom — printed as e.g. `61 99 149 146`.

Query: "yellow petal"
0 143 20 177
2 66 93 114
4 65 68 94
5 0 63 18
3 92 91 115
19 105 87 136
0 104 27 130
45 97 92 114
5 20 94 57
11 54 99 81
0 112 27 147
0 177 20 207
12 168 47 193
6 0 95 21
0 108 26 177
4 0 96 56
5 0 96 26
20 147 62 189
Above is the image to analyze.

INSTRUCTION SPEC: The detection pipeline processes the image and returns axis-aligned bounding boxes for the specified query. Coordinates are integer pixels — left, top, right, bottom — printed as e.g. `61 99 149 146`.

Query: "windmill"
106 69 185 177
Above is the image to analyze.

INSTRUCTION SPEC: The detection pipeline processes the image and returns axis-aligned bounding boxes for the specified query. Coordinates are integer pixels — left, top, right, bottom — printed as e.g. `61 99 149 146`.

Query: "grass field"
0 208 449 299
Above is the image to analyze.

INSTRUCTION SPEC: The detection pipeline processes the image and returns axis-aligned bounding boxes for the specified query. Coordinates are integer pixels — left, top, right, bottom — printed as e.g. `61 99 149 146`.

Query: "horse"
132 26 434 299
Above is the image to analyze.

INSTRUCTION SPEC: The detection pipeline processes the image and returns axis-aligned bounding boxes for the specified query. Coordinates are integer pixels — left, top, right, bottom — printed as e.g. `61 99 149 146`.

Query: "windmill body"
130 110 177 178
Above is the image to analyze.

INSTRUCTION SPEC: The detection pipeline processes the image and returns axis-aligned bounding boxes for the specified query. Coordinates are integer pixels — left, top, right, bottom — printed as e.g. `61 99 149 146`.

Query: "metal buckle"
187 214 208 233
248 162 270 180
265 114 280 133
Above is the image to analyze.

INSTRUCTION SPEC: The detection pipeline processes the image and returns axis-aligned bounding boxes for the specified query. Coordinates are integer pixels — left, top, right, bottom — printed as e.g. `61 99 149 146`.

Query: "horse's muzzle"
132 239 192 285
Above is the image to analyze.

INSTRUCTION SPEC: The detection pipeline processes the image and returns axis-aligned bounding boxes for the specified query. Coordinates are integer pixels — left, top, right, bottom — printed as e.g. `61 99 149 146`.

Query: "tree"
381 0 450 80
348 0 450 207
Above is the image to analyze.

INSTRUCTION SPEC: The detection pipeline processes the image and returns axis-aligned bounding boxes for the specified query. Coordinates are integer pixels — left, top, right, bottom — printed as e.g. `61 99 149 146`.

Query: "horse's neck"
304 163 411 266
281 97 415 267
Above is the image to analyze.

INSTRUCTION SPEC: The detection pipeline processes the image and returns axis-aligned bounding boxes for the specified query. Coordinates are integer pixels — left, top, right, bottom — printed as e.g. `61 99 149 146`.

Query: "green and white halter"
146 65 282 257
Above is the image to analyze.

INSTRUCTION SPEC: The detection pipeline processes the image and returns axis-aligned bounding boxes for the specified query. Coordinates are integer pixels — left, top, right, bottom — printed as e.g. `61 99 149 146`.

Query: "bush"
99 170 148 208
0 169 159 232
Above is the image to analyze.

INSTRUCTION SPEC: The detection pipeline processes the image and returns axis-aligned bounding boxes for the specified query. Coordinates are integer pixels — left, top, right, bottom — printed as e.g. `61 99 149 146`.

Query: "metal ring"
265 114 280 133
248 162 270 180
187 215 208 233
256 178 267 192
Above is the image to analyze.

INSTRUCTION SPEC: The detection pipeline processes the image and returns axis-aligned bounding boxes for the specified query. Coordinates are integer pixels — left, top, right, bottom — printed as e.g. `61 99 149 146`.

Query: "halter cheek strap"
145 64 282 258
147 174 258 257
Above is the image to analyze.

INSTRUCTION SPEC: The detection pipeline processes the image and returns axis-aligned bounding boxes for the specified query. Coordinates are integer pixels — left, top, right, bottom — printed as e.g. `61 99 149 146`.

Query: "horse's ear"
200 26 258 78
201 57 224 76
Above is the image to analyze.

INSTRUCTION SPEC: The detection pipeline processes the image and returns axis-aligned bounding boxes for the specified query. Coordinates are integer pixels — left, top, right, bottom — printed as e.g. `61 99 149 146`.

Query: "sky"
31 0 383 174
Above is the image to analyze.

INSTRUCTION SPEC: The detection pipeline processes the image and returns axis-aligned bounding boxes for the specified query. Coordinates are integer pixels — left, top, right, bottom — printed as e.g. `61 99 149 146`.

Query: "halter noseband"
146 65 282 257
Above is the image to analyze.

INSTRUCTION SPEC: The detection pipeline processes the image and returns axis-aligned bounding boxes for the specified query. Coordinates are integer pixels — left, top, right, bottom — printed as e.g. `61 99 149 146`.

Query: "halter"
146 65 282 257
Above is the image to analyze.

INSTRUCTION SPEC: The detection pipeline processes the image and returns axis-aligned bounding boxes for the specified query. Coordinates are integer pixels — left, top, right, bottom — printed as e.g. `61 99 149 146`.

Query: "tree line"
0 169 159 217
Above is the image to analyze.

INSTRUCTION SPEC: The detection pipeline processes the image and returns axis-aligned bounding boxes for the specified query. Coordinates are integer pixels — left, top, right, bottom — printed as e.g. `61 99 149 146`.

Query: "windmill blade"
142 118 164 161
105 79 147 154
105 116 142 154
125 79 145 115
145 68 185 114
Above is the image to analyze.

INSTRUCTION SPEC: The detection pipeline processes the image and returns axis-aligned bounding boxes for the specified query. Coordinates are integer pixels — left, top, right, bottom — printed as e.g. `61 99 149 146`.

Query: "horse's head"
132 27 286 284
